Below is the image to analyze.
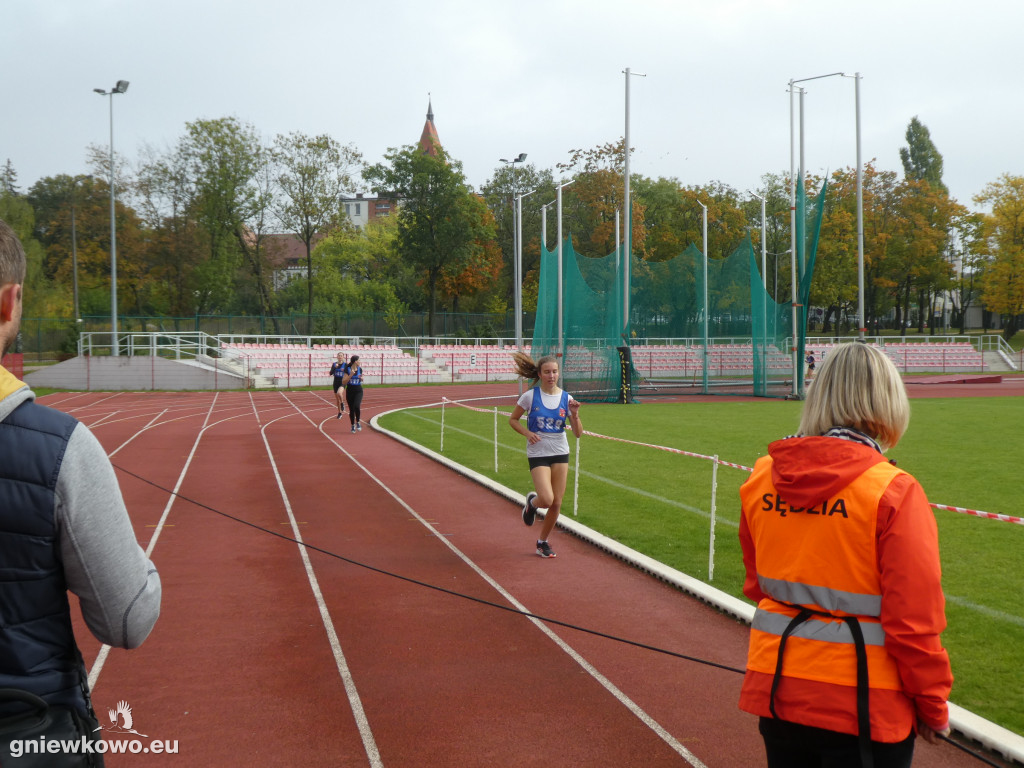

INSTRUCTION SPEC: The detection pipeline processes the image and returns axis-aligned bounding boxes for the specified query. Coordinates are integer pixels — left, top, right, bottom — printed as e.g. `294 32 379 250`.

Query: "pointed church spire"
419 94 441 156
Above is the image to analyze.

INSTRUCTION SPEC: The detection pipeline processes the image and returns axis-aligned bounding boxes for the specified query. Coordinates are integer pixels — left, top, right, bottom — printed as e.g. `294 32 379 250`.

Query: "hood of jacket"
767 435 892 509
0 365 32 422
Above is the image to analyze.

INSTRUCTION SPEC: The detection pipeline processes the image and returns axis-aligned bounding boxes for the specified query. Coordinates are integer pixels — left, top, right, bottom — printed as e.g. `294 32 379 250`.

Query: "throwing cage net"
530 182 827 402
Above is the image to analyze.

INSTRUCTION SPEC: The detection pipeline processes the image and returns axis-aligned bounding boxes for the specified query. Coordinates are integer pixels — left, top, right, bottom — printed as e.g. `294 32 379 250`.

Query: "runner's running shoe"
536 540 556 558
522 492 538 526
356 422 362 431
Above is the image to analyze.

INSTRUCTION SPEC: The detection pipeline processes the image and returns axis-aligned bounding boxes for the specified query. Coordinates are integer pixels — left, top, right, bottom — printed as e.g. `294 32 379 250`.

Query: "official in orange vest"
738 341 952 767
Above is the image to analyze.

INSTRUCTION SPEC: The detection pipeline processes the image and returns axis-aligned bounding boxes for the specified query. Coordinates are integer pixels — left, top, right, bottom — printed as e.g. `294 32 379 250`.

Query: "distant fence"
16 311 527 361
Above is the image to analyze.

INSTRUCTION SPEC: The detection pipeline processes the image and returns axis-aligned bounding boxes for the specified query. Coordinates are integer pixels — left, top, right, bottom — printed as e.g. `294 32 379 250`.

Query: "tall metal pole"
96 82 128 355
541 200 554 252
787 72 843 397
615 210 621 311
752 192 767 393
515 189 536 353
71 198 80 323
556 179 576 366
107 92 118 355
624 68 631 334
623 68 646 340
557 182 565 362
501 154 526 350
855 72 865 340
698 200 709 394
788 82 800 397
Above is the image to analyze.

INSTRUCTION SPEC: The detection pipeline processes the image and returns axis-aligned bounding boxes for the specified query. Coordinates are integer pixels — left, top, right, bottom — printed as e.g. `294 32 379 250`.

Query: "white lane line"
89 393 222 689
282 395 708 768
260 400 383 768
946 594 1024 628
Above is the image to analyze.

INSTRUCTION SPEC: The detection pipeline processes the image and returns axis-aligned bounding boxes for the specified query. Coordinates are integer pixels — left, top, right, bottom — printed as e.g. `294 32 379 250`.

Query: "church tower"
418 97 442 156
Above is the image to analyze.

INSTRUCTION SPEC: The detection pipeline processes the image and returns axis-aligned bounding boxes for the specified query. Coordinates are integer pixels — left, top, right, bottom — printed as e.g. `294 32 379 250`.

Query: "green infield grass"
379 395 1024 736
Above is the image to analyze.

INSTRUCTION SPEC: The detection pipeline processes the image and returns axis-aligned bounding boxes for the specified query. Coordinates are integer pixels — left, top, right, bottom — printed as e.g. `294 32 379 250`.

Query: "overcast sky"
3 0 1020 211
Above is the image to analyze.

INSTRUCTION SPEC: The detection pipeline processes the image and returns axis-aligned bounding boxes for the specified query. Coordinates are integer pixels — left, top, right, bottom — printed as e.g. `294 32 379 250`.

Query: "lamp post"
751 192 768 394
788 71 844 396
515 188 536 357
500 153 528 352
556 178 576 372
622 67 646 337
541 199 555 252
69 175 92 324
94 80 129 355
697 199 709 394
841 72 865 340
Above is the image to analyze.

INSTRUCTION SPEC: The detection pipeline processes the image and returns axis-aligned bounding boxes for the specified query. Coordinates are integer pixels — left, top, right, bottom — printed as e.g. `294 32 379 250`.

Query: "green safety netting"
530 181 827 401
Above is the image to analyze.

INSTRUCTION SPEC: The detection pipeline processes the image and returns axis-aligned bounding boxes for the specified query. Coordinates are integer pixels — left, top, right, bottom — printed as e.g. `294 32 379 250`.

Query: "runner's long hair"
511 352 558 382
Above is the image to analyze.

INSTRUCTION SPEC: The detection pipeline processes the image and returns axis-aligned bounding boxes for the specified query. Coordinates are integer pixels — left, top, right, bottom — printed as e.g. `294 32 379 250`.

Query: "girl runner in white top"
508 352 582 558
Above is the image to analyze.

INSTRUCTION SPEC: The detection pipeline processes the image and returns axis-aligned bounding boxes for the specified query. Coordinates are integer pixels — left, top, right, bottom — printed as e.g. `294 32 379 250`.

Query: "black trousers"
345 386 363 425
759 717 915 768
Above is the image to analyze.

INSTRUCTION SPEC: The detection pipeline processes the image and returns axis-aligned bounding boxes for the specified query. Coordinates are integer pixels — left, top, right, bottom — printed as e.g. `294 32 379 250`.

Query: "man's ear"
0 283 20 323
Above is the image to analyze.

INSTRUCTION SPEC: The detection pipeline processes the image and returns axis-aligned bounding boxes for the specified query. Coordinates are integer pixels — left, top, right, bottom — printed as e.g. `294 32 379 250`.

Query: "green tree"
950 210 986 333
975 174 1024 340
899 117 948 195
135 144 208 316
310 216 408 329
180 117 271 315
479 163 555 313
555 139 645 259
1 160 18 194
364 145 496 335
273 131 362 322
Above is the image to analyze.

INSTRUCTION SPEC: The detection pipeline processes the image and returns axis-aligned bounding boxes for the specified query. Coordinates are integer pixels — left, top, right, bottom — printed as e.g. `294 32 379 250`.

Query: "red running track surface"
38 383 1012 767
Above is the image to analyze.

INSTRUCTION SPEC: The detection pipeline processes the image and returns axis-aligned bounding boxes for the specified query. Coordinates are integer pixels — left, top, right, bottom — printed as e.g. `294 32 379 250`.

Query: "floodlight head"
517 153 527 162
93 88 106 95
500 158 510 164
114 80 129 94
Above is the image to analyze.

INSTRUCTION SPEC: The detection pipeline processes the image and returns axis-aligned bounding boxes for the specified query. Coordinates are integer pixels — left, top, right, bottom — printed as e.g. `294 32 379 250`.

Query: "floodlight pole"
500 153 527 351
515 188 536 354
556 178 576 371
615 210 621 295
788 71 843 397
623 67 646 341
541 200 555 252
94 80 129 356
698 200 709 394
788 81 802 397
843 72 866 340
752 192 768 393
70 175 91 324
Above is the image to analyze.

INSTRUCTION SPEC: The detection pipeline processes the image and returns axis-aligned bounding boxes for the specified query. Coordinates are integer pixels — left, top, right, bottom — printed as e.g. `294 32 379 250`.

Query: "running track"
40 379 1020 767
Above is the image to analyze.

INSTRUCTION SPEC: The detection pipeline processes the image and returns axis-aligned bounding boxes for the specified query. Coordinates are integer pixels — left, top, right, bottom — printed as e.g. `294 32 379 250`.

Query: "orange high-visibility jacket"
738 435 952 742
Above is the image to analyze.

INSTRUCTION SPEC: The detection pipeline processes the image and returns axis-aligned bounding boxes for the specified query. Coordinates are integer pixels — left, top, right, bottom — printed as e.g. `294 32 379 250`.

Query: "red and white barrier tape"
438 397 1020 525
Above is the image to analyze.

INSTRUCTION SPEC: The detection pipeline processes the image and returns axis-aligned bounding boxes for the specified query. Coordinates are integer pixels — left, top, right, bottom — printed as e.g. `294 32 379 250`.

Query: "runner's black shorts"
528 453 569 469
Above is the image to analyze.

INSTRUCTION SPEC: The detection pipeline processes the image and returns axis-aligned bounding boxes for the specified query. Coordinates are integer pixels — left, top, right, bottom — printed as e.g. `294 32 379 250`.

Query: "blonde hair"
511 352 558 382
798 342 910 451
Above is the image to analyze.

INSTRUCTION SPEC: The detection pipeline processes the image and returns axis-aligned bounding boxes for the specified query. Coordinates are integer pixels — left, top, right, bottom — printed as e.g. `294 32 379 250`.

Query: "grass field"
379 395 1024 736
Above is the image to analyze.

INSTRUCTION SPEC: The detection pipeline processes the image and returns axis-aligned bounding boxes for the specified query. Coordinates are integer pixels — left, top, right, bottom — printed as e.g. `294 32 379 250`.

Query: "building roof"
264 233 326 269
418 97 441 156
